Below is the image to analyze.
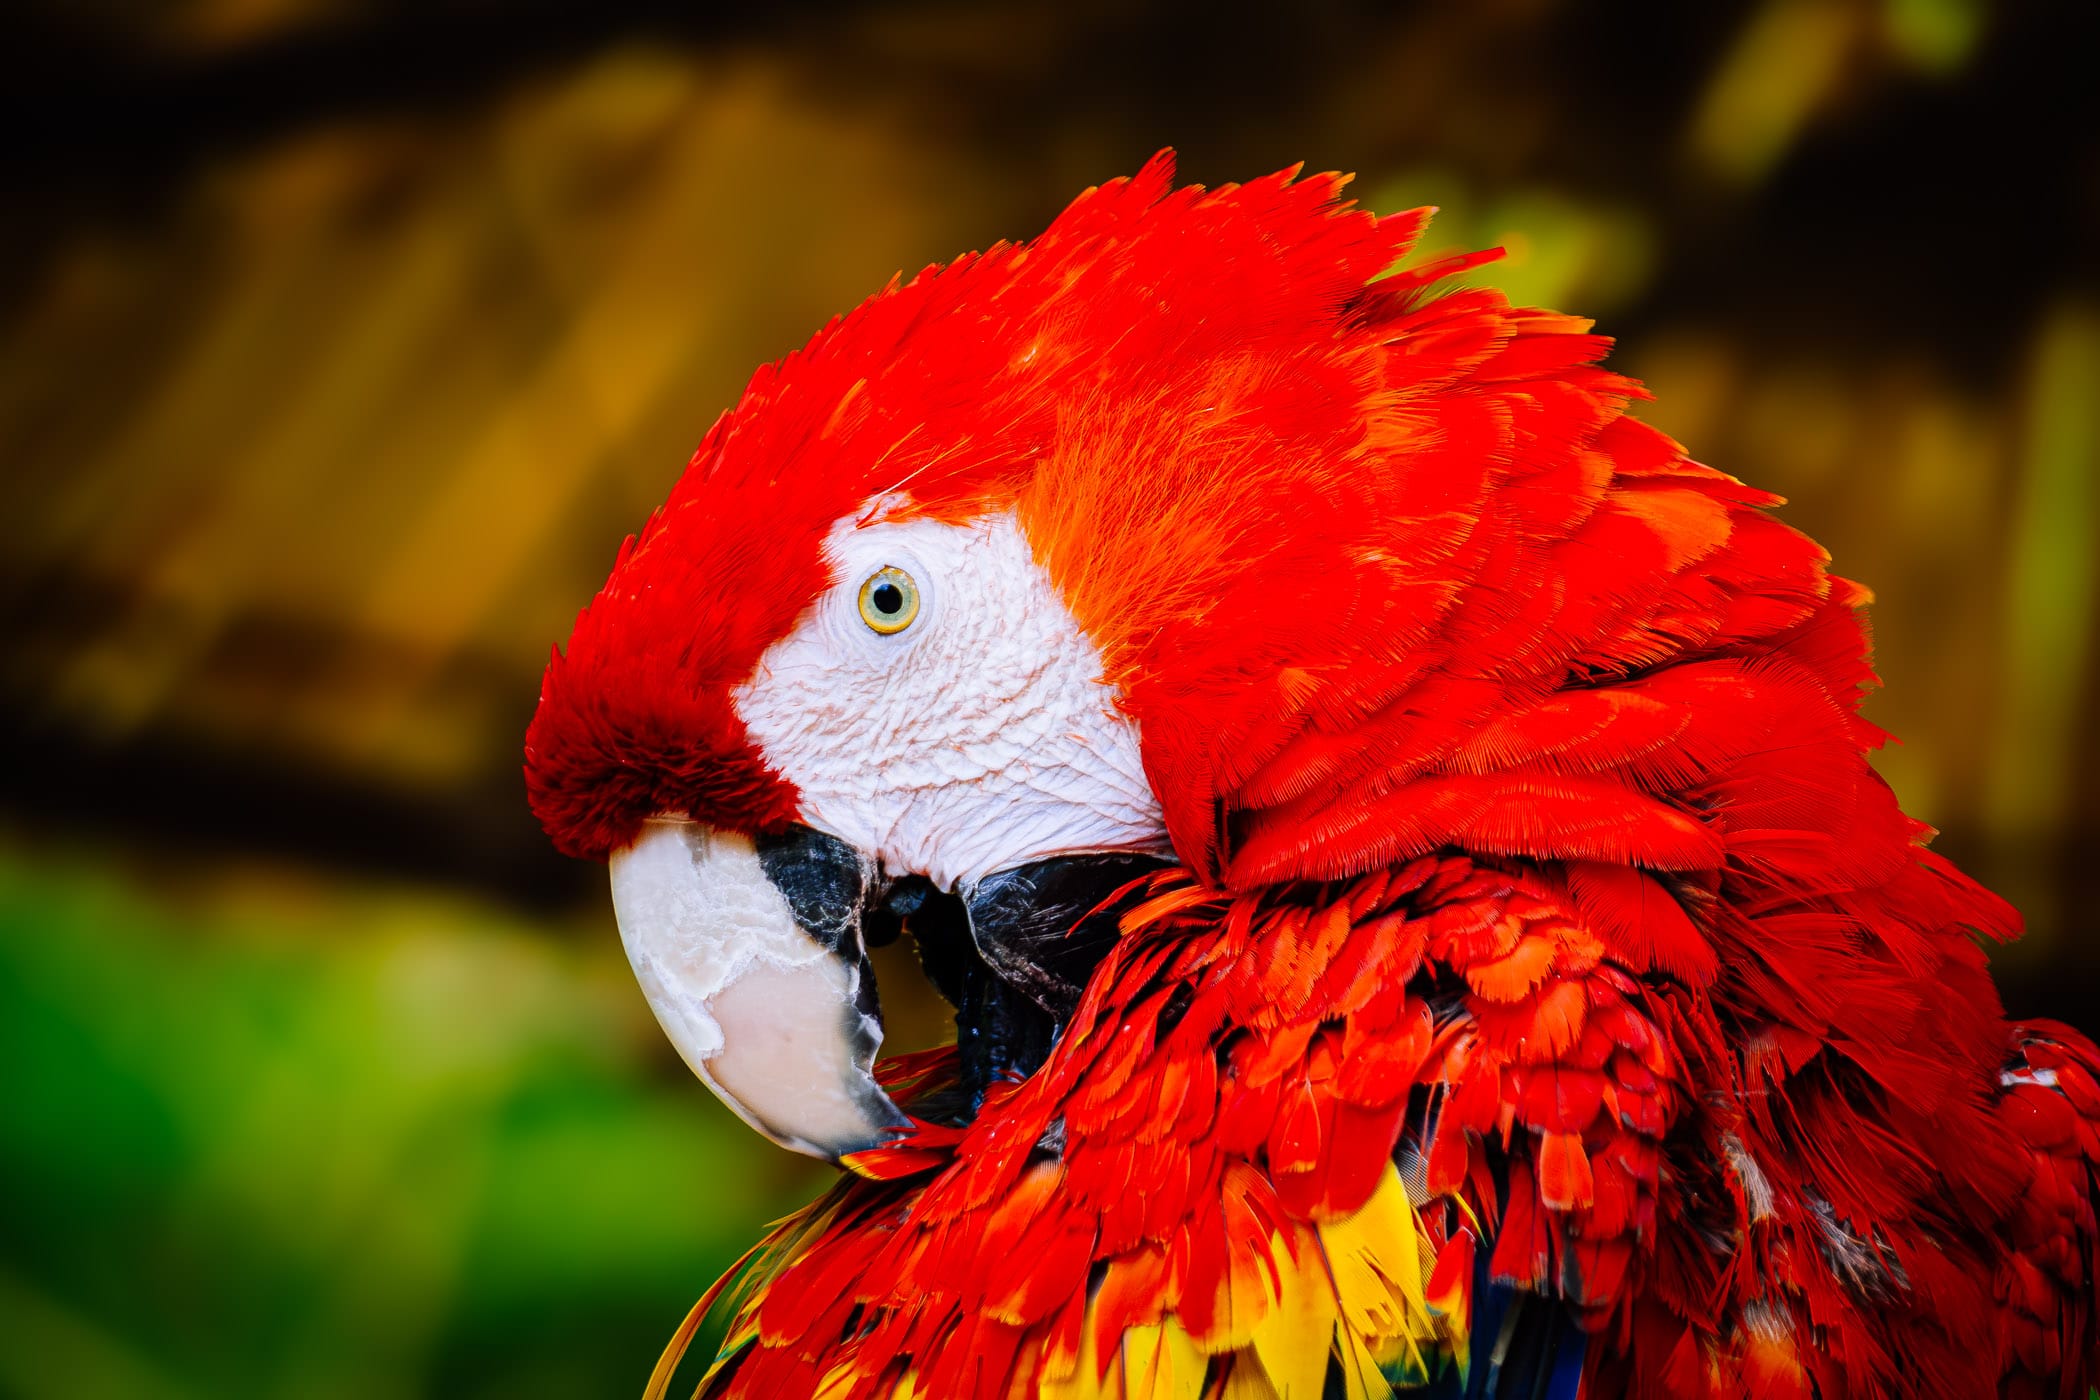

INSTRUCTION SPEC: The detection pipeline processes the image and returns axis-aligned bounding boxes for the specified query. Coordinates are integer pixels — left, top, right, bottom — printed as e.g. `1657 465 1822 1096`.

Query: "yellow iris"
856 566 921 634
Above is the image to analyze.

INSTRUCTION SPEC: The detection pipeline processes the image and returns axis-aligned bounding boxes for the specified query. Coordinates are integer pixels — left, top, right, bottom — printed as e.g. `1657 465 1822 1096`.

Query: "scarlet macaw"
523 155 2100 1399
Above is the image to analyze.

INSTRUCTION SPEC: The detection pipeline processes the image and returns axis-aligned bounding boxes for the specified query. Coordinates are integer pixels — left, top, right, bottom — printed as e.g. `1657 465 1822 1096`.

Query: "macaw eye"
856 565 921 635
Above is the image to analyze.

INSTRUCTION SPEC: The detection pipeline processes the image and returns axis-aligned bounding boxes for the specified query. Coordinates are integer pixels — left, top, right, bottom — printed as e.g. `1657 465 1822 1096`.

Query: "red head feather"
528 153 2100 1400
527 151 1433 860
526 151 1992 949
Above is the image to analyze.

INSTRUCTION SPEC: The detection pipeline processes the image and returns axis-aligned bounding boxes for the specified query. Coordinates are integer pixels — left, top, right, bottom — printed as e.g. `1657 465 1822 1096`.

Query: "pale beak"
608 817 908 1160
611 816 1170 1160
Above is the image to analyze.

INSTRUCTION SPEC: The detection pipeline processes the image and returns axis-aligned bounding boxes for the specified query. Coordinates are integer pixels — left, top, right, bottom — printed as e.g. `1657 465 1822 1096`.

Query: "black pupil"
871 581 905 616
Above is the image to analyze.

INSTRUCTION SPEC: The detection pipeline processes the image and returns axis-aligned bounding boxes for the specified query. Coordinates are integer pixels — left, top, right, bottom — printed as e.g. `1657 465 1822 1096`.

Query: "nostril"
882 874 936 918
863 872 937 950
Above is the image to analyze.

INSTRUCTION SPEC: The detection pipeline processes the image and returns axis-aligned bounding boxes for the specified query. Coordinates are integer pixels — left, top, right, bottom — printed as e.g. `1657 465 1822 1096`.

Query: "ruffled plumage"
545 156 2100 1399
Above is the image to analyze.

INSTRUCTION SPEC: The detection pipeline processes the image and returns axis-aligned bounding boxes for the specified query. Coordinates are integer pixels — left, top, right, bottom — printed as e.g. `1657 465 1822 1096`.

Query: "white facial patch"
608 818 903 1157
733 510 1168 890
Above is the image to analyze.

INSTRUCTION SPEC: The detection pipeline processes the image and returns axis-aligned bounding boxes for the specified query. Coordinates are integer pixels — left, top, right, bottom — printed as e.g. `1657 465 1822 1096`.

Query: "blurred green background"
1 1 2096 1395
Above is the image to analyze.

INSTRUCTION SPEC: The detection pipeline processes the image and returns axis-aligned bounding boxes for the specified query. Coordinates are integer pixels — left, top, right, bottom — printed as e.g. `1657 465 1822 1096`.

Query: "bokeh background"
2 1 2097 1395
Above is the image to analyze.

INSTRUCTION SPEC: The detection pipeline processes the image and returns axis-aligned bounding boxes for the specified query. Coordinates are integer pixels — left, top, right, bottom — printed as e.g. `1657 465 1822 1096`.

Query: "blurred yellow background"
1 1 2095 1395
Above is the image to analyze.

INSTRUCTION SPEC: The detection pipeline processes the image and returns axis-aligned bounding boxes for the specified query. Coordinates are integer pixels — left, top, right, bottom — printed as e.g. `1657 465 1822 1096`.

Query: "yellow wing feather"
1036 1163 1463 1400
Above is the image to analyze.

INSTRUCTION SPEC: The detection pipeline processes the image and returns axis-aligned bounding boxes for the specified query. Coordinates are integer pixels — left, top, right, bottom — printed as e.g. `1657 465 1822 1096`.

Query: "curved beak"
610 816 1170 1160
608 817 908 1160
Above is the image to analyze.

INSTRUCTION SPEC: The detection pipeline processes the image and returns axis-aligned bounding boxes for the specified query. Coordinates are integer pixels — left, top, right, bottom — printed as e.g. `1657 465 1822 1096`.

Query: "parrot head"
524 152 1771 1161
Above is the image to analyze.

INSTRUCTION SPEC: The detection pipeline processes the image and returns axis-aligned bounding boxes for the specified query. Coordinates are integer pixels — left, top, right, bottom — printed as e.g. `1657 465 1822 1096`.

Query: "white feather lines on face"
732 509 1168 889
